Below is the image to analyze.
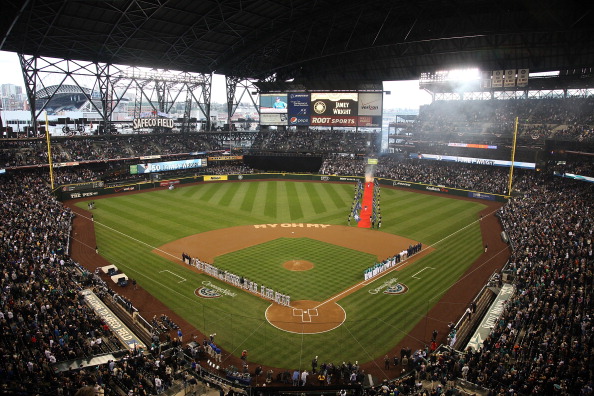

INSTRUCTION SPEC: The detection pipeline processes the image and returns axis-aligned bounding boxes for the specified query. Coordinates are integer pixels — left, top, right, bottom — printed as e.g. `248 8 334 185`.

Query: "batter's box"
307 309 319 317
292 308 303 317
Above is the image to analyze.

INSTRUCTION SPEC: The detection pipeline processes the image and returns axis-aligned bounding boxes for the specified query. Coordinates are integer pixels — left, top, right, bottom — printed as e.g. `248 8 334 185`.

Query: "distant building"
1 84 26 111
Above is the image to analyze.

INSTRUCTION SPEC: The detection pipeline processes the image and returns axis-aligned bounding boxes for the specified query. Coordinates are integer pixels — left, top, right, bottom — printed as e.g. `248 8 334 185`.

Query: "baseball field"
75 180 489 369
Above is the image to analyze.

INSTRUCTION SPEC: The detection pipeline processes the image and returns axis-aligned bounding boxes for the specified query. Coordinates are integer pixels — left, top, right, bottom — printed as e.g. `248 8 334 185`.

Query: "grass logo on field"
369 277 406 295
195 287 222 299
384 283 409 295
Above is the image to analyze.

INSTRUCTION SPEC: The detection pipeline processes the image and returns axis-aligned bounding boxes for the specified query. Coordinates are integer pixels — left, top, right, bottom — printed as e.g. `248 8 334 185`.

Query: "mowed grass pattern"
214 237 377 301
80 180 486 368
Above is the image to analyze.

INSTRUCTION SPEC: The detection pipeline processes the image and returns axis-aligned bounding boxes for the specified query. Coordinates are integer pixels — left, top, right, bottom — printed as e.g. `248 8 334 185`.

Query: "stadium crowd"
320 155 535 195
250 129 379 154
0 133 219 167
0 170 117 394
387 176 593 396
402 97 594 143
0 169 219 395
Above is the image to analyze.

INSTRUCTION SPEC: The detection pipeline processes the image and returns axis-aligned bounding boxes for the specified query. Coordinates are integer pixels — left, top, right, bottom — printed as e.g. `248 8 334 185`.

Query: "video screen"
260 94 288 114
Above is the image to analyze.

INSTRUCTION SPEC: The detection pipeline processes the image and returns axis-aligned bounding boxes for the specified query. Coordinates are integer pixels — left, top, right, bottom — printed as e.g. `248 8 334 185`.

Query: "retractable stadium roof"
1 0 593 83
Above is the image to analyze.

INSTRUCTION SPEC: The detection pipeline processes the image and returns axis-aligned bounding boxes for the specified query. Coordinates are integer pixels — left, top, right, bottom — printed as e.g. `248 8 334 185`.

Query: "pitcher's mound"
265 300 346 334
283 260 314 271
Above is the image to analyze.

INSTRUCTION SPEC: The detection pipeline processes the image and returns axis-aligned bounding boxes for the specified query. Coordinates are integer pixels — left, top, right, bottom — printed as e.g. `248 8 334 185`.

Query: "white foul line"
159 269 187 283
411 266 435 279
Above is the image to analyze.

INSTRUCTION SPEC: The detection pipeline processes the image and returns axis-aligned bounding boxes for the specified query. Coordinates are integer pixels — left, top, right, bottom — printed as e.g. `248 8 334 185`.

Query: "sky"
0 50 432 110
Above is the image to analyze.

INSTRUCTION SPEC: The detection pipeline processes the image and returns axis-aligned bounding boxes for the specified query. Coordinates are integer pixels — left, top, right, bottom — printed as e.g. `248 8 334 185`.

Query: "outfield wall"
56 173 508 202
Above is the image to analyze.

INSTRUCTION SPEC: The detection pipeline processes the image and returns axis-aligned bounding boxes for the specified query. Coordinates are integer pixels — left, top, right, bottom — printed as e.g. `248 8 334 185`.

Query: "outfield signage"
132 117 174 129
448 143 497 149
159 180 180 187
554 171 594 183
260 113 287 126
54 161 80 168
412 153 536 169
383 178 506 201
67 190 99 199
469 192 496 200
204 175 228 181
311 115 357 126
358 116 382 127
208 155 243 161
62 180 104 192
358 93 383 116
288 93 310 116
289 116 310 125
81 289 146 351
130 159 206 174
311 92 358 116
253 223 331 229
466 284 515 351
258 91 383 127
114 185 137 193
56 173 506 203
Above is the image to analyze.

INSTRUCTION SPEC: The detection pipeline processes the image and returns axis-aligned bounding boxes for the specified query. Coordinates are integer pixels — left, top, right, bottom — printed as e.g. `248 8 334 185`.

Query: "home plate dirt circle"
265 300 346 334
283 260 314 271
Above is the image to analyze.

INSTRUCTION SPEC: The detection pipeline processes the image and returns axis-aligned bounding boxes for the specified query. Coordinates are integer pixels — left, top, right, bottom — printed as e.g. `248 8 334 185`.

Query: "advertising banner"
288 116 310 126
358 93 383 116
310 116 357 126
260 113 287 126
56 173 506 203
160 180 180 187
131 159 205 174
204 175 228 181
357 116 382 127
208 156 243 161
555 172 594 183
288 93 310 116
310 92 358 117
61 181 104 192
54 161 80 168
260 94 288 114
469 191 496 201
412 153 536 169
448 143 497 149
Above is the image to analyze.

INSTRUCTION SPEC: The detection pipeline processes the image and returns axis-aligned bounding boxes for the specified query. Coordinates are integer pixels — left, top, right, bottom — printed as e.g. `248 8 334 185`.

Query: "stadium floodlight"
441 68 481 82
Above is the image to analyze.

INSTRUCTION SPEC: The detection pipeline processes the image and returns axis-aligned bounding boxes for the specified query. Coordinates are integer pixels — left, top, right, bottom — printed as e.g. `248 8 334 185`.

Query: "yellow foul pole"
507 116 518 196
45 112 55 190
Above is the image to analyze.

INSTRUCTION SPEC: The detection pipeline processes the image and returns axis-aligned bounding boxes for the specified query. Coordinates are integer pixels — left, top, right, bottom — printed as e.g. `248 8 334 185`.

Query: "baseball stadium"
1 1 593 396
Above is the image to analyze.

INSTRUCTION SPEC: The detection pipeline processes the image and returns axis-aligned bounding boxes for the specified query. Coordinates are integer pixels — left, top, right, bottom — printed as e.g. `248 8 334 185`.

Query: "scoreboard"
259 92 383 127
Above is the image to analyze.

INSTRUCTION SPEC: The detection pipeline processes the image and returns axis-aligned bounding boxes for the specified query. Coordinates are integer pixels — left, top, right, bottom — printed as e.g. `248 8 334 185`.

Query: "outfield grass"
78 181 486 368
